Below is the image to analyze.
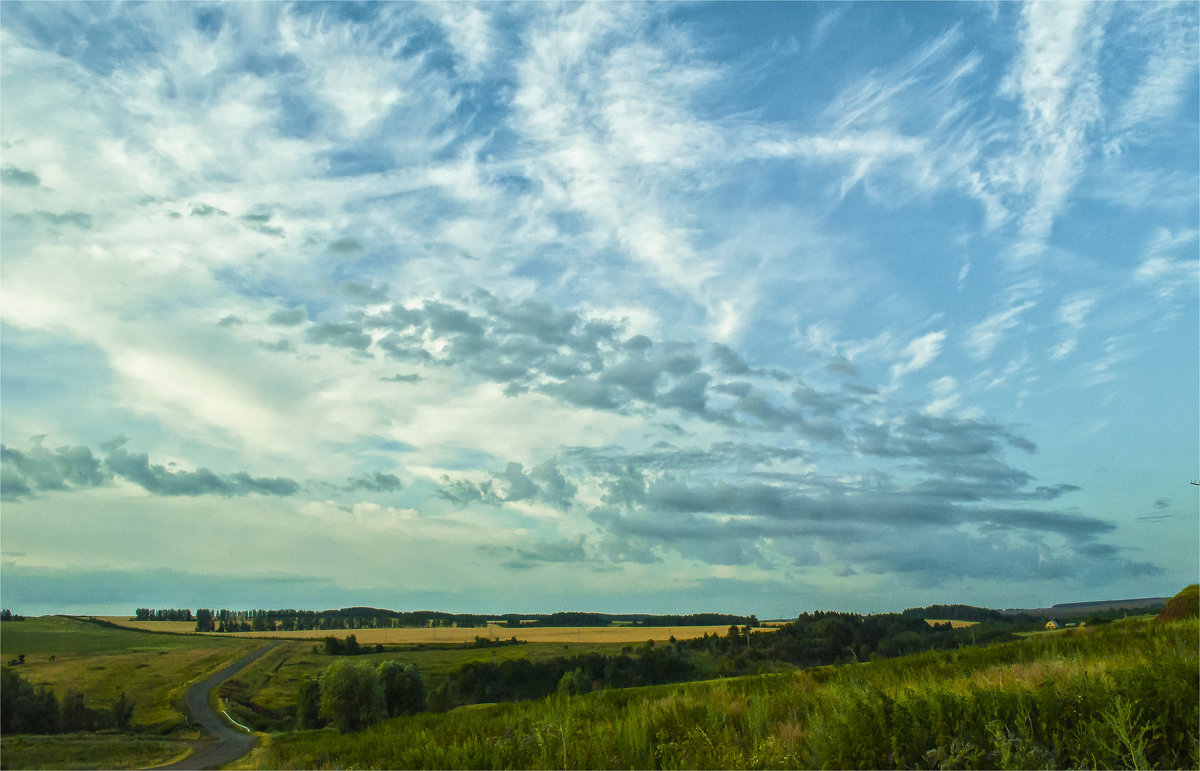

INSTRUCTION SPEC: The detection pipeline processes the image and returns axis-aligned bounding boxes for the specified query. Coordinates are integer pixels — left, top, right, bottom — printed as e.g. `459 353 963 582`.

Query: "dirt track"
155 642 283 770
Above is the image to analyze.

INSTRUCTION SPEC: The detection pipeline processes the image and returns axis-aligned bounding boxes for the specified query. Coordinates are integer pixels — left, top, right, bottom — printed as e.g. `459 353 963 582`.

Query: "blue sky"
1 1 1196 618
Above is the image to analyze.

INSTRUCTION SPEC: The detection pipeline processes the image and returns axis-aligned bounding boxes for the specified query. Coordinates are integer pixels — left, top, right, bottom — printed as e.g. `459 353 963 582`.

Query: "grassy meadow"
0 616 259 734
241 618 1198 770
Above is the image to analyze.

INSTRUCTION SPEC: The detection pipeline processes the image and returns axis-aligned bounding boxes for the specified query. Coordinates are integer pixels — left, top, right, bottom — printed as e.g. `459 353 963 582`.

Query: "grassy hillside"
0 734 190 770
242 618 1198 770
1 616 259 734
1157 584 1199 621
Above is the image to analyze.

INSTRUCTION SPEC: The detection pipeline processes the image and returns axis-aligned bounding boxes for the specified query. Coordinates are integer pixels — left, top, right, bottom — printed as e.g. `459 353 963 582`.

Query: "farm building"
1045 620 1060 629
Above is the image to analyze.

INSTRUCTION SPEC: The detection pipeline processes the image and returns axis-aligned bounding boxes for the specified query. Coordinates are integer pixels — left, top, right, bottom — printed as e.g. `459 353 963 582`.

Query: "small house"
1045 620 1060 630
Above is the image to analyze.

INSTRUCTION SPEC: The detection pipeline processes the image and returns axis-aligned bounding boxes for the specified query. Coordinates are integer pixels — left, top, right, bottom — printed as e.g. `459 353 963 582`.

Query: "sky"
1 1 1197 619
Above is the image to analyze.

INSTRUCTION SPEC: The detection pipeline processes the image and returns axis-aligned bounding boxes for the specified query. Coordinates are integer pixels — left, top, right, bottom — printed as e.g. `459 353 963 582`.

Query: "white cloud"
428 4 495 77
995 1 1107 262
1134 228 1200 299
1057 294 1097 329
891 331 947 381
925 376 961 416
965 302 1035 360
1111 3 1199 142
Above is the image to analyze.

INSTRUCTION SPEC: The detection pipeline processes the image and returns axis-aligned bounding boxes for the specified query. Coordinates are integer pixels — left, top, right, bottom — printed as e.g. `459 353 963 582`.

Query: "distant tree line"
676 611 1020 674
629 613 760 627
134 608 194 622
192 607 490 633
1 609 25 621
900 604 1040 624
183 607 763 633
1 668 133 734
494 612 760 628
497 612 613 627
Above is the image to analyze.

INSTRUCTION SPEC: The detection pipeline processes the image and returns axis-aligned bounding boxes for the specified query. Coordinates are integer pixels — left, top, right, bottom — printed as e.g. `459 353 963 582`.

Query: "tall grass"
245 619 1198 770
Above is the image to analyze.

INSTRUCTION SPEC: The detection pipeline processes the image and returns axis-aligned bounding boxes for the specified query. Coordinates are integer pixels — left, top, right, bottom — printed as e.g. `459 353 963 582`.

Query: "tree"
320 660 385 733
557 667 589 696
296 676 324 729
111 691 133 730
59 689 89 732
377 661 425 717
195 609 215 633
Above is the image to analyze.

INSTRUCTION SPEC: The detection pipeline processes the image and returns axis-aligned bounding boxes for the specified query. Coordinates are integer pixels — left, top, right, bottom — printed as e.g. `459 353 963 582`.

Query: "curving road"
156 641 284 770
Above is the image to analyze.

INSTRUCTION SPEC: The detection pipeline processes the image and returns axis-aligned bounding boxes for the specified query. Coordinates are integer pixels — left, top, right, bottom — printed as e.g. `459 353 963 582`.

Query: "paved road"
156 642 284 770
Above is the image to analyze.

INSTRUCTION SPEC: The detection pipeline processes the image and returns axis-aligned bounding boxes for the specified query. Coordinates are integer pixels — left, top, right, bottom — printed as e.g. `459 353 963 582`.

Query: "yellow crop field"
96 617 772 644
100 618 196 634
924 618 979 628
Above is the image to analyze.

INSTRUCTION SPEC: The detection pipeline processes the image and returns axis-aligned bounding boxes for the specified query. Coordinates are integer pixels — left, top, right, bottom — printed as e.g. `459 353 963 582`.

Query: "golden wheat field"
96 618 770 644
923 618 979 628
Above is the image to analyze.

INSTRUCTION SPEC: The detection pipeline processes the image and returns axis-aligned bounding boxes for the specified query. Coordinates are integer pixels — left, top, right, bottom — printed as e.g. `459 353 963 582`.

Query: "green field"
239 618 1198 770
1 616 259 734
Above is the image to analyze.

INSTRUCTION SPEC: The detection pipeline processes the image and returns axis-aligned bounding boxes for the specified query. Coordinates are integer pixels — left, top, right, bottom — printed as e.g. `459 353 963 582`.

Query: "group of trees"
492 612 760 628
899 604 1016 623
319 634 387 656
1 609 26 621
193 607 489 633
170 606 764 634
134 608 194 622
676 610 1019 673
297 660 425 733
432 641 696 710
1 668 132 734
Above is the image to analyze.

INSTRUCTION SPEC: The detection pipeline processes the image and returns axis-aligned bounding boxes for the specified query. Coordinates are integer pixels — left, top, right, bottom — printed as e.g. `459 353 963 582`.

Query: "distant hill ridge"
1002 596 1167 619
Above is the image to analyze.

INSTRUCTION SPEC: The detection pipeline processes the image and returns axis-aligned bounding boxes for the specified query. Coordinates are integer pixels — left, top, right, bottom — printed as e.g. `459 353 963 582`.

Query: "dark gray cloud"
239 212 285 237
512 434 1137 579
711 343 750 374
105 446 300 497
438 461 577 511
340 281 389 304
344 471 403 493
265 292 865 441
855 413 1036 457
1 165 39 187
438 476 496 506
529 461 577 511
1 438 299 499
825 357 859 377
268 305 307 326
190 202 227 217
514 535 588 565
1 441 110 500
1135 513 1173 523
327 237 362 254
305 320 372 350
380 372 421 383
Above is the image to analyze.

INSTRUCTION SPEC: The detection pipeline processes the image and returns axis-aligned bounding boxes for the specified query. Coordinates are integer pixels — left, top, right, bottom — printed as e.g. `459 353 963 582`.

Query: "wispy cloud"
1 2 1193 615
